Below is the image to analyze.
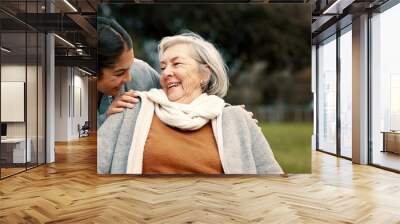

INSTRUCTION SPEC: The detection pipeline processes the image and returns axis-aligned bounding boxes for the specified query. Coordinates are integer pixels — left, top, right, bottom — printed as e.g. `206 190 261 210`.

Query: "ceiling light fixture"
78 67 92 76
63 0 78 12
1 47 11 53
323 0 355 15
54 34 75 48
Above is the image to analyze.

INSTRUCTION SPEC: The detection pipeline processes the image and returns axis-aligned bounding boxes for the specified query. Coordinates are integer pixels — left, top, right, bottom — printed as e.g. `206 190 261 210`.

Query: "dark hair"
97 17 133 77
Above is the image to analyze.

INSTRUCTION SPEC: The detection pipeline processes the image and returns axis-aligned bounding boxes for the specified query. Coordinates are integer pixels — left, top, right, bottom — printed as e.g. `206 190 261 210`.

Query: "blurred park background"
98 4 312 173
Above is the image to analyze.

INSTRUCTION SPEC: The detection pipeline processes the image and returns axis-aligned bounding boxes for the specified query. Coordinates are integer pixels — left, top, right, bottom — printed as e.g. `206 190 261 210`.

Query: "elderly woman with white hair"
98 32 283 174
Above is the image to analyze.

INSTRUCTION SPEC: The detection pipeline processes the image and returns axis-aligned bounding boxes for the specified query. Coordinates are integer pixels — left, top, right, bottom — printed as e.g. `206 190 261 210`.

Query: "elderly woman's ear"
200 64 212 92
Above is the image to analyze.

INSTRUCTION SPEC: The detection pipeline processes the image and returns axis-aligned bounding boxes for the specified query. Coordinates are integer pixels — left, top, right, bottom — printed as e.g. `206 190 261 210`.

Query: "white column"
45 1 55 163
352 14 369 164
46 33 55 163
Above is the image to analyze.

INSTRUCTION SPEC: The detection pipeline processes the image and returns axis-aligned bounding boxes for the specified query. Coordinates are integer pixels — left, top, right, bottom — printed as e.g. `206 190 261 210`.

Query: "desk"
382 131 400 154
1 138 31 163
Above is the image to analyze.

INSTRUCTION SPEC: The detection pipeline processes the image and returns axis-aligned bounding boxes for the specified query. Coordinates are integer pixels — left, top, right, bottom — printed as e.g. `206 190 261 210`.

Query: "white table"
1 138 31 163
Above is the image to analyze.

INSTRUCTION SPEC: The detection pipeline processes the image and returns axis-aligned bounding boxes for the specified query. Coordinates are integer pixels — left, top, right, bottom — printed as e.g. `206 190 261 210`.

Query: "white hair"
158 32 229 98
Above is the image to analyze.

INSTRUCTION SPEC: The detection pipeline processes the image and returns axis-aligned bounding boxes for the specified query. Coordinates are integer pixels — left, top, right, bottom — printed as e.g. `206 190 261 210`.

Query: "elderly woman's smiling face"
160 43 207 104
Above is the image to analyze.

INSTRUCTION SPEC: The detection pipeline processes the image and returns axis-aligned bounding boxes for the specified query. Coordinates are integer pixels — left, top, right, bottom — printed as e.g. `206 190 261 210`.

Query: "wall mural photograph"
97 3 312 175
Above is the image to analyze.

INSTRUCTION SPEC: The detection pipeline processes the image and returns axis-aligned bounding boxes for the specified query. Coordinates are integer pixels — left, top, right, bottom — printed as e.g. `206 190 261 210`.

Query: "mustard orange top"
142 114 224 174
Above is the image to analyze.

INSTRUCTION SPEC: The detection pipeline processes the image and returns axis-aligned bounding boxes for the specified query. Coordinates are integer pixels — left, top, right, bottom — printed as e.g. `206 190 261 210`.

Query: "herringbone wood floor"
0 135 399 223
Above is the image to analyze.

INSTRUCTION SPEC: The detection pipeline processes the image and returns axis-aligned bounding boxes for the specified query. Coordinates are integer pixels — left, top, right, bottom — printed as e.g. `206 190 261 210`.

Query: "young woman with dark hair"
97 17 160 127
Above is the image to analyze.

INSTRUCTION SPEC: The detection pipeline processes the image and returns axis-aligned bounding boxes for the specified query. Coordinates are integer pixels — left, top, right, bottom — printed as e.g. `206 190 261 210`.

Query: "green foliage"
98 4 310 75
98 4 312 107
260 122 312 173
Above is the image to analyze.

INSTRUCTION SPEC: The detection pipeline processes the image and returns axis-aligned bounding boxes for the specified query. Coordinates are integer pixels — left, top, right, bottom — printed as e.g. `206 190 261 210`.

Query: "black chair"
78 121 90 138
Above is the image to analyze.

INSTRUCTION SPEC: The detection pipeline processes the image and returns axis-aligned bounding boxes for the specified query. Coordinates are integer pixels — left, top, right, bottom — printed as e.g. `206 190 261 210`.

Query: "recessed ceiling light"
63 0 78 12
54 34 75 48
77 67 92 76
1 47 11 53
323 0 354 15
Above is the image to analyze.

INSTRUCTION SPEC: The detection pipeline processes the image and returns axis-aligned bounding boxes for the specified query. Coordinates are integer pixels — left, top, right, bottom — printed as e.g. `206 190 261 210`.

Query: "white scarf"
146 89 225 130
126 89 226 174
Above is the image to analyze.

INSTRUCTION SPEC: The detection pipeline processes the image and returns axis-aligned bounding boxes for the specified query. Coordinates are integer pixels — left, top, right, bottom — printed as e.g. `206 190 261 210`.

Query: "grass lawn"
260 122 312 173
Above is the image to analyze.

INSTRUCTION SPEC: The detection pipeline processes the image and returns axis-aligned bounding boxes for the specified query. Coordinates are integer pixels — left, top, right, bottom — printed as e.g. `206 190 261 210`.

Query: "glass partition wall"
0 1 46 179
0 30 27 177
316 0 400 173
317 35 337 155
316 25 353 159
339 26 352 159
370 3 400 171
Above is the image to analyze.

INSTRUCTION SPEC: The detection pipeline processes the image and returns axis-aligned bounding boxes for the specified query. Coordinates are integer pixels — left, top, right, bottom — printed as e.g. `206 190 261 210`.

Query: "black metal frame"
315 44 319 151
0 0 47 180
367 10 373 166
25 1 28 172
44 0 47 166
0 15 2 179
315 19 353 162
336 23 341 158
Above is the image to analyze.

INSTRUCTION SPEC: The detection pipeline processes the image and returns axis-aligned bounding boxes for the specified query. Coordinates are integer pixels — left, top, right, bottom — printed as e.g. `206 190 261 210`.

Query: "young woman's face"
98 48 134 97
159 44 206 104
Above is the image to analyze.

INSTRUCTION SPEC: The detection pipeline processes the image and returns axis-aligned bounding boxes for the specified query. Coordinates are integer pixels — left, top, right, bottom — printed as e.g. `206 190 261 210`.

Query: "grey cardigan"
97 101 283 175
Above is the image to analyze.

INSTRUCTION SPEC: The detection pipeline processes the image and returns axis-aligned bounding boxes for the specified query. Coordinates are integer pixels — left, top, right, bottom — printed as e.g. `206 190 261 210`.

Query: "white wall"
54 67 89 141
1 64 46 164
72 73 89 137
1 82 25 122
1 65 26 81
1 65 26 139
1 65 38 138
55 66 69 141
